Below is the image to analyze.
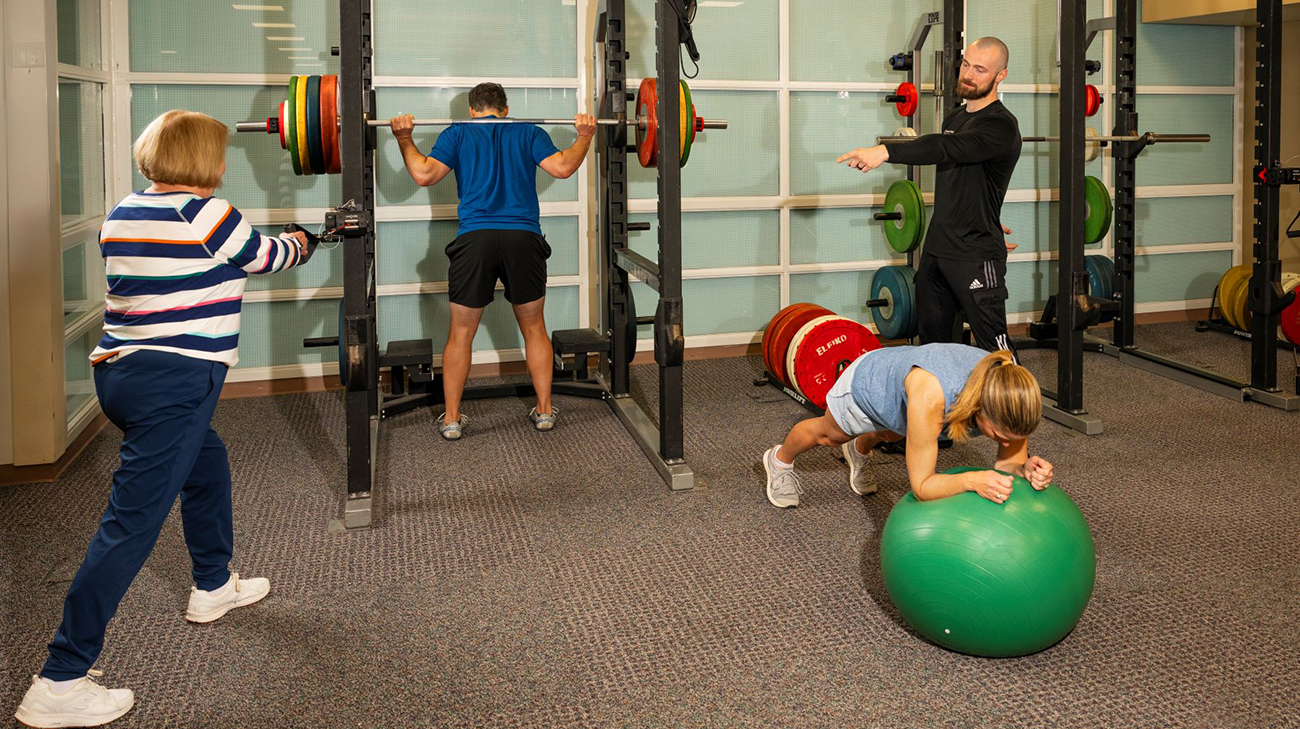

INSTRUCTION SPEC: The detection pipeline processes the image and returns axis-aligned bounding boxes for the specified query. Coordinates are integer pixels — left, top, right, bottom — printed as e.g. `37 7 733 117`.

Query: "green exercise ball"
879 467 1096 658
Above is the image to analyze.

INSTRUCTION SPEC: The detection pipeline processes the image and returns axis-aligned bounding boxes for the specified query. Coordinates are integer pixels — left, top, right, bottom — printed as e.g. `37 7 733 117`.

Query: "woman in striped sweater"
15 110 312 729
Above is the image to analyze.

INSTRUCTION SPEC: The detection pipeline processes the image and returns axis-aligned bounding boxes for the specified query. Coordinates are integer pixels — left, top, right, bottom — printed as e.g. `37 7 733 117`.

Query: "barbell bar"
236 116 728 133
875 132 1209 144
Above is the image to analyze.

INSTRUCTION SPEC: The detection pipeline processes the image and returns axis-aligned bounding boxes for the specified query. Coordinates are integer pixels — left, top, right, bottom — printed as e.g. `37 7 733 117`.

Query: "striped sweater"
90 191 307 367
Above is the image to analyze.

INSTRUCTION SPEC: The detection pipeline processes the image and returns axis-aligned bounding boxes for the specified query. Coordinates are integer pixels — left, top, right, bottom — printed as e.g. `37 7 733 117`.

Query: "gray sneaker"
438 413 467 440
528 406 558 431
763 447 804 508
842 440 877 495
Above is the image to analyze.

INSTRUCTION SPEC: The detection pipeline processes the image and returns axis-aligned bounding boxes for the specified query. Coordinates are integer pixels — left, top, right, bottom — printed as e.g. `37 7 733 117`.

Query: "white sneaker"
763 447 804 508
842 440 877 495
13 671 134 728
186 572 270 624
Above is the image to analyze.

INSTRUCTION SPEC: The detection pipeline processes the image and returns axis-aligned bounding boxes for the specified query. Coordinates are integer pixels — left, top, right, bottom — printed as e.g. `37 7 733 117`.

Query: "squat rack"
321 0 700 531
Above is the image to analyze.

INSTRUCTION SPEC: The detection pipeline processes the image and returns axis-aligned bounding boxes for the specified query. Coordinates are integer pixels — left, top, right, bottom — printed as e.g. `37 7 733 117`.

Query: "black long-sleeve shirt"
883 100 1022 262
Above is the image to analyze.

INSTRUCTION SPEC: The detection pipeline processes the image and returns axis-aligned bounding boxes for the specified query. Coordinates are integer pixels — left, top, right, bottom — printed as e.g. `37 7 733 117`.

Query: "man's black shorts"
446 228 551 308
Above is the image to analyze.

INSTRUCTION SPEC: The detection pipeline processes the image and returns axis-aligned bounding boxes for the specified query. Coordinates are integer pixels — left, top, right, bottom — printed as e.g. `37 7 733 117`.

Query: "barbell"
237 74 727 175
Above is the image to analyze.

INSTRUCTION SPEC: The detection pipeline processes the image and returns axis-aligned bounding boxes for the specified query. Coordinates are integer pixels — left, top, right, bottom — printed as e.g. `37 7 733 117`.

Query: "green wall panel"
376 216 580 286
1134 250 1233 303
233 298 337 369
631 276 779 339
131 85 341 210
374 87 579 207
629 91 779 199
967 0 1104 86
791 206 925 265
60 81 105 225
627 211 779 270
789 0 941 83
788 270 880 322
58 0 102 69
1134 94 1234 186
130 0 338 74
373 0 575 78
628 0 778 81
65 328 98 424
1135 196 1234 247
377 286 580 352
1136 0 1235 87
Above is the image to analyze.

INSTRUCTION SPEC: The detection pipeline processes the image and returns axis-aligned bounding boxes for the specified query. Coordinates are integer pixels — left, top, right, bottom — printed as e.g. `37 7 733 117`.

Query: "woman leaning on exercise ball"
762 344 1054 508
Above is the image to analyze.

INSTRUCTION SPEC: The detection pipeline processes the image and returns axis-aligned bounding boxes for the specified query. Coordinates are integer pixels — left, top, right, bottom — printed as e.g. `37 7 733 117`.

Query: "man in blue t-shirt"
390 82 596 440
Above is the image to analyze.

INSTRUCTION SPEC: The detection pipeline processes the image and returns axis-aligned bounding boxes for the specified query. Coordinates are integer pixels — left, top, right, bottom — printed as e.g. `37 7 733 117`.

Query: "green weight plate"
287 76 302 176
305 75 325 175
883 179 924 254
870 265 918 340
1084 176 1112 245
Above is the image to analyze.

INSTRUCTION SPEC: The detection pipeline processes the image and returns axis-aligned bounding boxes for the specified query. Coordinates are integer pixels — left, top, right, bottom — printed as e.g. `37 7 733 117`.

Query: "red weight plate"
636 78 659 168
770 305 832 388
1281 278 1300 345
763 303 821 376
788 317 882 410
1085 85 1101 117
896 82 919 117
321 75 340 174
278 101 287 150
786 315 838 397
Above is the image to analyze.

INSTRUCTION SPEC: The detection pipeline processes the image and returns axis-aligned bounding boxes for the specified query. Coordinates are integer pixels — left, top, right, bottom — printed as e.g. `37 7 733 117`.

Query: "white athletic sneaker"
763 447 804 508
13 671 134 728
185 573 270 624
842 440 877 495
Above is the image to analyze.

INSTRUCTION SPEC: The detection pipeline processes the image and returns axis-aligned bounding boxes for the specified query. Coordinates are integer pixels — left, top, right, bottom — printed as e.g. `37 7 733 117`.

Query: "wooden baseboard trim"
0 413 109 486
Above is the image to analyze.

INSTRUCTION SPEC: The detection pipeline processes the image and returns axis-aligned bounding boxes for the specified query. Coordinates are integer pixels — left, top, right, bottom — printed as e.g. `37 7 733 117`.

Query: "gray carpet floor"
2 322 1298 728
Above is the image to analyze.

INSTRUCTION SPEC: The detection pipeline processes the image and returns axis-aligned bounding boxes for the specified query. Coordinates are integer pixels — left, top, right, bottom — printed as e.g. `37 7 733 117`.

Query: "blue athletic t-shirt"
850 343 987 436
429 119 560 236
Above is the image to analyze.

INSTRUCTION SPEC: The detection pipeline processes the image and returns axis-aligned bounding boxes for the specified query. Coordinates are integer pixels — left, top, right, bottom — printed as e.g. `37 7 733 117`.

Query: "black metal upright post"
654 0 685 464
1057 0 1086 414
942 0 963 115
337 0 377 530
596 0 633 396
1111 0 1137 348
1250 0 1282 391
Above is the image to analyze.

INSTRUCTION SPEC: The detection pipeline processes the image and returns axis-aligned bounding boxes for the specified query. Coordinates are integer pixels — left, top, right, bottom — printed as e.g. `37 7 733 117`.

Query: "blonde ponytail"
945 350 1042 443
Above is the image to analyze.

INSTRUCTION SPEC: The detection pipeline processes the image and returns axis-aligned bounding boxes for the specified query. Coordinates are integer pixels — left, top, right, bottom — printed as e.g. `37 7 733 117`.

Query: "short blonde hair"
945 349 1042 443
133 110 228 188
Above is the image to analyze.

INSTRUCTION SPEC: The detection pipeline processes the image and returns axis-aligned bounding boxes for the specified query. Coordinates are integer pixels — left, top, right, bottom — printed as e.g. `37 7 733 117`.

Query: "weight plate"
1084 255 1113 302
287 77 302 176
1218 265 1251 330
295 75 312 175
278 101 287 150
1083 176 1112 245
1084 127 1100 162
1280 275 1300 344
870 265 918 341
785 315 839 398
897 265 918 339
894 127 918 137
895 82 919 117
763 303 821 377
681 80 691 167
882 179 925 254
337 298 348 388
770 305 832 388
789 317 882 411
1085 84 1101 117
636 78 658 168
305 75 325 175
321 74 340 174
677 81 688 164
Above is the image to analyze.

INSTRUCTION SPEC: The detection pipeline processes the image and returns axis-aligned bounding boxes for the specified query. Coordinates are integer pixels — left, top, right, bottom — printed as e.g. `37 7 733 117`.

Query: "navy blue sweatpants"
42 350 233 681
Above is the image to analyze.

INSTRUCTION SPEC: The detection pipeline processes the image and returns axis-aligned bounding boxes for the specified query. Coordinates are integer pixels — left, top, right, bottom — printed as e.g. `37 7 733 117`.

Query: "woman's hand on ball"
967 470 1013 504
1023 457 1053 490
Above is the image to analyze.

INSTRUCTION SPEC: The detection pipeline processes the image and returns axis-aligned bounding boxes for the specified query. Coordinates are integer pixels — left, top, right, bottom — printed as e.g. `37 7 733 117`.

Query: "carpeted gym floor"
2 322 1298 728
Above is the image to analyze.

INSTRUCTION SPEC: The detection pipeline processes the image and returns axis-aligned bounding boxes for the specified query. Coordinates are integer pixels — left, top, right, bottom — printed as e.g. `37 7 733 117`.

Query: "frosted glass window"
60 81 106 227
58 0 103 70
